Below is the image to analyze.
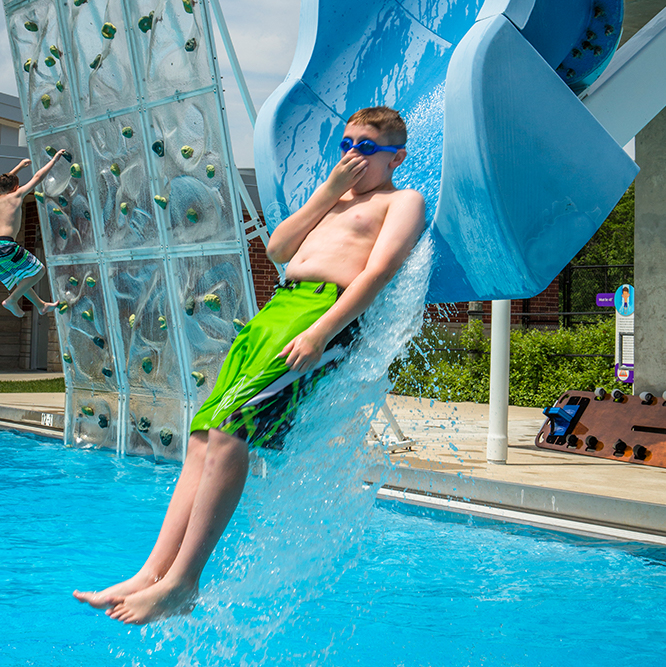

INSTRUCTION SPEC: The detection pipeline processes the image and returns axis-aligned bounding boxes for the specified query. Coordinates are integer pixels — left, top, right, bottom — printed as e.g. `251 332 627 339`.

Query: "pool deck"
1 371 665 544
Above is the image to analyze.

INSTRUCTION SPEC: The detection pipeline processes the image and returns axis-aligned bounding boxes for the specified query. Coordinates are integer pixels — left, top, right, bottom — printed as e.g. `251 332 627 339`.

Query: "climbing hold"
41 94 51 109
58 196 68 208
81 405 94 416
120 202 128 215
63 353 73 363
152 140 164 157
128 313 135 328
70 163 82 178
191 371 205 387
56 81 64 93
154 195 168 209
203 294 221 312
34 192 44 203
101 367 113 377
93 336 104 349
83 211 91 221
158 315 167 330
141 356 153 373
74 0 87 6
184 38 197 52
86 276 96 287
45 146 56 157
52 208 63 215
44 56 56 67
110 163 121 176
90 54 102 70
183 0 194 14
159 428 173 447
181 145 194 159
101 22 117 39
58 228 67 239
24 21 38 32
206 164 215 178
121 126 133 138
62 151 72 163
58 301 68 313
138 13 154 33
23 59 33 73
232 318 245 332
186 207 198 223
184 296 196 316
98 414 109 428
81 309 94 322
68 276 78 286
137 416 151 432
49 45 61 59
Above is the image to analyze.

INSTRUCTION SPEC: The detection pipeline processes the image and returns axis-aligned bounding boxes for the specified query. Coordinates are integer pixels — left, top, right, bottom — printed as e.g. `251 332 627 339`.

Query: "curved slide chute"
254 0 638 303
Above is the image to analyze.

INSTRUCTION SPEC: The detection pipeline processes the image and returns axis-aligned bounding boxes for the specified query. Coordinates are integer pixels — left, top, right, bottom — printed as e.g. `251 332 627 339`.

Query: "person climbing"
0 152 65 317
73 106 426 625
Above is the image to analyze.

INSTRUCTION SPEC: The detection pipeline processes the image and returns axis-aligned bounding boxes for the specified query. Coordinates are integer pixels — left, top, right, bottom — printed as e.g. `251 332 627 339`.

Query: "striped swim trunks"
0 236 44 291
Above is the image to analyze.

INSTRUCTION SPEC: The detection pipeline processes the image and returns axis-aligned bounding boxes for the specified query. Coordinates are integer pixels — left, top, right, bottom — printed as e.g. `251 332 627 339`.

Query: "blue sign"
614 284 634 317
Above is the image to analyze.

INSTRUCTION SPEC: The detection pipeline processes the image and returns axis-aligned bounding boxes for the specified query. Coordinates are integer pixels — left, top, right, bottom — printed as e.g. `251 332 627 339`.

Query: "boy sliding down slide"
0 152 64 317
74 106 426 625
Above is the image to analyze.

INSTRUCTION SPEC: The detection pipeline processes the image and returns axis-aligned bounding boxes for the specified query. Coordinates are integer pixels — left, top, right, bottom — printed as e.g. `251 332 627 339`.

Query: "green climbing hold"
232 318 245 332
81 405 94 416
141 356 153 374
74 0 87 6
154 195 168 209
70 163 82 178
183 0 194 14
93 336 104 348
152 140 164 157
137 416 151 432
110 163 121 176
121 126 133 138
120 202 128 215
45 146 56 157
86 276 96 287
52 208 63 215
45 56 56 67
50 45 61 59
128 313 135 328
206 164 215 178
101 22 117 39
186 208 198 223
58 228 67 239
23 59 33 73
184 38 197 52
101 367 113 378
191 371 205 387
68 276 78 286
159 428 173 447
56 81 64 93
203 294 221 312
98 414 109 428
82 309 94 322
158 315 167 330
63 353 73 364
41 94 51 109
62 151 72 163
58 301 68 313
184 296 196 316
34 192 44 203
83 211 91 221
58 196 68 208
24 21 38 32
138 12 154 33
181 145 194 159
90 54 102 70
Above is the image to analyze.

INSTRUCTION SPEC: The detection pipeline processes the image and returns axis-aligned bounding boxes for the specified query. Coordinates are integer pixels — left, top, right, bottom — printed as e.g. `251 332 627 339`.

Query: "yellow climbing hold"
101 22 117 39
70 164 82 178
186 208 198 223
24 21 38 32
191 371 205 387
121 126 133 138
206 165 215 178
81 405 95 416
232 318 245 332
53 208 63 215
23 59 33 73
63 353 73 363
181 145 194 159
68 277 78 286
56 81 64 92
158 315 167 330
50 45 61 59
203 294 221 312
45 56 56 67
58 301 69 313
129 313 135 328
34 192 44 203
82 309 94 322
45 146 56 157
41 94 51 109
154 195 168 209
120 202 128 215
183 0 194 14
85 276 96 287
110 163 121 176
138 12 154 33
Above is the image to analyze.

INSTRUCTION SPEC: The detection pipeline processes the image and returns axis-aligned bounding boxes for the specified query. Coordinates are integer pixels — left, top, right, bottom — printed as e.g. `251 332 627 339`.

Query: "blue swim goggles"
340 137 406 155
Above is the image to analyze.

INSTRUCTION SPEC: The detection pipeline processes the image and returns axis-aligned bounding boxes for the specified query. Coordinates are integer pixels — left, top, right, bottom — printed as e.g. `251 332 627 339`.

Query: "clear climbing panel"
2 0 256 460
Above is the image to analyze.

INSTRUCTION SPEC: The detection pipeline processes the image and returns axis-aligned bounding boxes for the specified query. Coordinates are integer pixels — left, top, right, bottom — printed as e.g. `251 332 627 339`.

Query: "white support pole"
487 299 511 464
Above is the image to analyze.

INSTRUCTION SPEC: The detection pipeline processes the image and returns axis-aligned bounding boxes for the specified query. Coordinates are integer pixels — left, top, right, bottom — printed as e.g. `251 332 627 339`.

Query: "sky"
0 0 301 167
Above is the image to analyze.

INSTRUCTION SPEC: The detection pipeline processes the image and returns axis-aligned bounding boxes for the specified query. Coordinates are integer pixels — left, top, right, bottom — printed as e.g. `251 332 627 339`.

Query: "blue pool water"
2 428 666 667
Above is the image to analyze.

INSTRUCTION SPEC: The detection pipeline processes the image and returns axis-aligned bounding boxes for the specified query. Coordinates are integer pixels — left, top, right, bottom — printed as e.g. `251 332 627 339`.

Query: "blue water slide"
254 0 639 303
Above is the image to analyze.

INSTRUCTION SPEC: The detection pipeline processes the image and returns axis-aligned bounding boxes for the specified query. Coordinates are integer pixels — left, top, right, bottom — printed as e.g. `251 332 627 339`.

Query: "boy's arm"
16 150 66 197
266 153 369 263
278 189 426 372
8 159 31 176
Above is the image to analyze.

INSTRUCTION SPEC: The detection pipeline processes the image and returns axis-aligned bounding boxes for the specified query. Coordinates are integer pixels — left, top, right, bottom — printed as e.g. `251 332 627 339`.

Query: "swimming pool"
2 429 665 667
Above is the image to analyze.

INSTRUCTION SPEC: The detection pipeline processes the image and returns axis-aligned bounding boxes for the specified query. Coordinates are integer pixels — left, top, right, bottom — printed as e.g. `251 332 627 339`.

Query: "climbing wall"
2 0 256 460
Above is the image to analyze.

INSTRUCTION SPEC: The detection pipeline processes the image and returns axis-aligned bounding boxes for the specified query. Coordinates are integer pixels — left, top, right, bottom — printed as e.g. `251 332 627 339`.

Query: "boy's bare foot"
38 300 59 315
2 299 24 318
106 579 198 625
73 572 160 609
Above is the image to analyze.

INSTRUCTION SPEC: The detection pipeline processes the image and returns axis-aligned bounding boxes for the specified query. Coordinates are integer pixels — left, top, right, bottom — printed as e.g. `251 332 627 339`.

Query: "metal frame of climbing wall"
3 0 257 461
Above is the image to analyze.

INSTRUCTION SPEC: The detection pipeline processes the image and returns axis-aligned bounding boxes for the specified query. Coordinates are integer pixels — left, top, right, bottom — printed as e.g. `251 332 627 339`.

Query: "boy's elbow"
266 240 288 265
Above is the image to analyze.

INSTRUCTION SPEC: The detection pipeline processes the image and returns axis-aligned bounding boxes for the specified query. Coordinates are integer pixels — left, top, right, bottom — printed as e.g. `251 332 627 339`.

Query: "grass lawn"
0 378 66 393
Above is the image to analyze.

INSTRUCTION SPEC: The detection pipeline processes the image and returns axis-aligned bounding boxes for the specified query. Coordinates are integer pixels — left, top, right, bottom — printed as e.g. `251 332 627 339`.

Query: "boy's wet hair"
346 106 407 146
0 173 19 195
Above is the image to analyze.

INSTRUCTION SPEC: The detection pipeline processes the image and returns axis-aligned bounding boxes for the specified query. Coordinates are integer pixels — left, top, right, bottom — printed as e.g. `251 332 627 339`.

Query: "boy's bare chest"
315 200 387 240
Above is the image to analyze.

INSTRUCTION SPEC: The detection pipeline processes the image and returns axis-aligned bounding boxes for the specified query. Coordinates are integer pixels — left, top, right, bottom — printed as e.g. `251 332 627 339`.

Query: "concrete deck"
1 375 665 543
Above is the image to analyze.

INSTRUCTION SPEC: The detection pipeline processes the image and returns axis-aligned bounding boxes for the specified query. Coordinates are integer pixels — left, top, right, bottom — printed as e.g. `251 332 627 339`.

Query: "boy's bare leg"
73 430 211 609
23 287 59 315
2 267 47 317
106 429 249 625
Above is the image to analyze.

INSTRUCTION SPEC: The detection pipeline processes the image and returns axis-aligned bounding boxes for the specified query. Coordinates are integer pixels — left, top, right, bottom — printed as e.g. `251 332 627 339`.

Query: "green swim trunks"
190 280 357 449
